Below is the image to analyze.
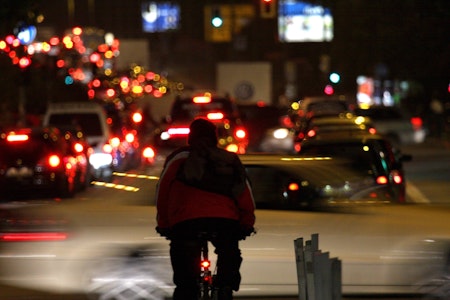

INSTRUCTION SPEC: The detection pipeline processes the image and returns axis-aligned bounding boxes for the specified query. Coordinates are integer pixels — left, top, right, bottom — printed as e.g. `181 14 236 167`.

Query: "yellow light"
72 27 83 35
132 85 143 94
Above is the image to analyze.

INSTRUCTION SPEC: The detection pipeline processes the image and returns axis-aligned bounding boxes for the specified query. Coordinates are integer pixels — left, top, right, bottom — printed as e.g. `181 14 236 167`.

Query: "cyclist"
156 118 256 300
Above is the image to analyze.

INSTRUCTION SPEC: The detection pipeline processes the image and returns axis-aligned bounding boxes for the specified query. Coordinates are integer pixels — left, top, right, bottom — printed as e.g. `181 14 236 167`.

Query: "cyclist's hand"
155 226 172 239
239 226 256 240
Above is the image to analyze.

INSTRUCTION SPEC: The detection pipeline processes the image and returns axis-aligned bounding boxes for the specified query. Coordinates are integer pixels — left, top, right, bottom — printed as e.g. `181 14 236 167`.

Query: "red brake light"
132 112 143 123
235 128 247 139
207 112 224 120
288 182 299 191
167 127 190 136
193 95 212 104
307 129 316 138
368 127 377 134
74 142 84 153
201 259 211 268
410 117 423 130
103 143 113 153
110 137 121 148
391 170 403 184
7 134 29 142
48 155 61 167
125 132 135 143
142 146 155 159
0 232 68 242
225 144 239 153
376 175 388 185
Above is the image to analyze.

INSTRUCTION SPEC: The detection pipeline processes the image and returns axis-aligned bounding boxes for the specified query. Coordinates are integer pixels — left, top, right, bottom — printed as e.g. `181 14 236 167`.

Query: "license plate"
6 167 34 177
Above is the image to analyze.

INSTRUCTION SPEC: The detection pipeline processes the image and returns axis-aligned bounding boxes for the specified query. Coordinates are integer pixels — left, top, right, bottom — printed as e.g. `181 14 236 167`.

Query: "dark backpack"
176 146 246 200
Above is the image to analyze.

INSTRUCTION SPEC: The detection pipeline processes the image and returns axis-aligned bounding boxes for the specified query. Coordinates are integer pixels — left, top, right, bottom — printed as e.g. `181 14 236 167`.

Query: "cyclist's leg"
211 229 243 293
170 237 202 299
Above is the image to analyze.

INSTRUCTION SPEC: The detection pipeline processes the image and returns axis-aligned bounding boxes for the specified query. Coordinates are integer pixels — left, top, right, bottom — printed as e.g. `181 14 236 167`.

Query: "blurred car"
43 102 115 181
354 106 426 145
154 91 248 154
258 126 296 154
59 126 92 191
297 132 412 202
0 127 81 199
242 154 400 209
294 95 354 121
0 166 449 299
293 113 377 151
238 103 294 153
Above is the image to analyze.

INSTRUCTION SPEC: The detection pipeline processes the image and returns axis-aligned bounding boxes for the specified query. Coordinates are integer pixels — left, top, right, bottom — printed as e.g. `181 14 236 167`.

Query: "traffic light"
211 7 223 28
260 0 276 18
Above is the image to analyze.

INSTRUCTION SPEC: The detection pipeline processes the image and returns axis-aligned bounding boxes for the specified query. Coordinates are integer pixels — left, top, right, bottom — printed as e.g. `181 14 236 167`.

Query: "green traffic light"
211 16 223 28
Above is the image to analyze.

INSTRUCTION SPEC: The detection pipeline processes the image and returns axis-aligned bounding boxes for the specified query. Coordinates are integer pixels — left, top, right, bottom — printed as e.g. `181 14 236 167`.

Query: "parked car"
154 91 248 154
297 132 412 202
354 106 426 145
0 127 82 199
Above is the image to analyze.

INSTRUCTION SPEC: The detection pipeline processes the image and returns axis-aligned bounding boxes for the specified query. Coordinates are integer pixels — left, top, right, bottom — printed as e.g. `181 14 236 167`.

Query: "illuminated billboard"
278 0 333 42
141 2 180 33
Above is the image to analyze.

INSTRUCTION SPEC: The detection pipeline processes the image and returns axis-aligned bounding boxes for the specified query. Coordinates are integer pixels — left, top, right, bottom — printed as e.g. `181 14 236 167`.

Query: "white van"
42 102 113 179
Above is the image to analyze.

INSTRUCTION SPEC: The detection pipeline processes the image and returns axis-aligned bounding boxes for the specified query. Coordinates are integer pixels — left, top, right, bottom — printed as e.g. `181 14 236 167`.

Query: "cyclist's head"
188 118 217 147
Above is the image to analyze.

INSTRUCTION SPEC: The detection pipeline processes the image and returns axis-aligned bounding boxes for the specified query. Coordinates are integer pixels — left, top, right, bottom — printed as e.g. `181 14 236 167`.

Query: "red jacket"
156 149 256 230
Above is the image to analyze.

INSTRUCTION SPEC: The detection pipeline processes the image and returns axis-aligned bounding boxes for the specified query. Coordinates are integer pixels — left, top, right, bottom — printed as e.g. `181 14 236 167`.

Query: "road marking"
406 182 430 203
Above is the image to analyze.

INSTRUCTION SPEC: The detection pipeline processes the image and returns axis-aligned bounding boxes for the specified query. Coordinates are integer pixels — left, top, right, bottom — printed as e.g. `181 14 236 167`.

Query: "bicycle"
198 232 218 300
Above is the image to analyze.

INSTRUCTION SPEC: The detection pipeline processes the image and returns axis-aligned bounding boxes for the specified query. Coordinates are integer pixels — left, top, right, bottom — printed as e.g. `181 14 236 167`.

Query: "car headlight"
273 128 290 139
89 153 113 169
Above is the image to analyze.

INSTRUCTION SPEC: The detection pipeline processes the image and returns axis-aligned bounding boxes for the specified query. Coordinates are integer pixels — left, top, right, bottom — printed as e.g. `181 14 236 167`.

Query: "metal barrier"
294 233 342 300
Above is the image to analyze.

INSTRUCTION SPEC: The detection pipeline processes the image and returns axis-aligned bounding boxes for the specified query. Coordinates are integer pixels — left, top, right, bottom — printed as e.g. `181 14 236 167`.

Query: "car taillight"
368 127 377 134
281 115 294 128
376 175 389 185
206 112 224 120
391 170 403 184
306 129 316 138
74 142 84 153
0 232 68 242
288 182 299 191
103 143 113 153
110 137 121 148
296 132 305 141
167 127 190 136
48 155 61 168
225 144 239 153
125 132 135 143
142 146 155 159
193 95 212 103
410 117 423 130
6 134 29 142
235 128 247 139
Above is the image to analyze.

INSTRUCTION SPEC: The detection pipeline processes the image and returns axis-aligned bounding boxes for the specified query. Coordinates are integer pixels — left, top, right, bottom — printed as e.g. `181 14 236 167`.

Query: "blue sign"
16 25 37 45
142 2 180 33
